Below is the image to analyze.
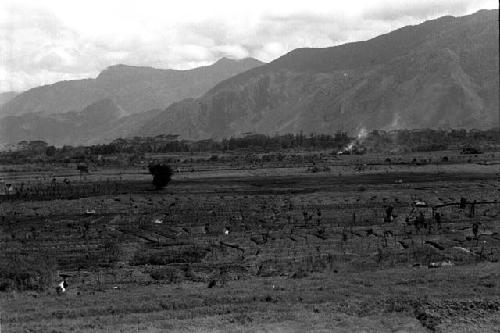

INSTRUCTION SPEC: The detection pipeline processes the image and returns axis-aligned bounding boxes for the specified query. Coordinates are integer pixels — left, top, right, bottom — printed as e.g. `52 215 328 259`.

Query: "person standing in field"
415 212 426 233
470 200 476 218
472 222 479 239
434 211 441 229
460 197 467 209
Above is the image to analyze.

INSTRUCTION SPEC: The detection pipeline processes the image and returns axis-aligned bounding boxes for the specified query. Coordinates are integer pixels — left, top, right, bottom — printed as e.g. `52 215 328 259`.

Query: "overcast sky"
0 0 497 92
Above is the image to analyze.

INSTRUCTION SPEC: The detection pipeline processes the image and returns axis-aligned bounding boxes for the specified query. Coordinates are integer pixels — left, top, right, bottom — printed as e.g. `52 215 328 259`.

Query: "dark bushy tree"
45 145 57 156
148 164 173 190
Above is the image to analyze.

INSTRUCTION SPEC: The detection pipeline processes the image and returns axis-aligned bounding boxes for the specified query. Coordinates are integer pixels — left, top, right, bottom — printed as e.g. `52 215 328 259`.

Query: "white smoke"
357 127 368 140
338 127 368 154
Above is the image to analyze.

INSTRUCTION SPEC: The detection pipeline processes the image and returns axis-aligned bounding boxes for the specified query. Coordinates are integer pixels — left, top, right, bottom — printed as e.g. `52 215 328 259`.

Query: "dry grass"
1 149 500 332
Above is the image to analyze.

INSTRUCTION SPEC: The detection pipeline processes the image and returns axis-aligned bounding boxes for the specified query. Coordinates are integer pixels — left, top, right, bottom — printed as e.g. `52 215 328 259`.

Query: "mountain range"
0 9 498 146
0 58 263 145
137 9 499 140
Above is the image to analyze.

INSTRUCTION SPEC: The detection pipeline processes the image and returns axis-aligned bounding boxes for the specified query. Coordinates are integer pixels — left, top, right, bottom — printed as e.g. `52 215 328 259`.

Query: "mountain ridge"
136 9 499 140
0 57 264 118
0 91 20 107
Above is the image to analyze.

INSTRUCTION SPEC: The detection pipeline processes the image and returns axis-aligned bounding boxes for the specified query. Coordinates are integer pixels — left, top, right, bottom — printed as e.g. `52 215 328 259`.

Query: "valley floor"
1 150 499 332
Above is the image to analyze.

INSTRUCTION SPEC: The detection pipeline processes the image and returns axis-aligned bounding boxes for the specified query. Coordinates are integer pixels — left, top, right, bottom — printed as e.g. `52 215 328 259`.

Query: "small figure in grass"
459 197 467 209
384 205 394 223
434 211 441 228
472 222 480 239
56 274 70 294
469 200 477 218
415 212 425 233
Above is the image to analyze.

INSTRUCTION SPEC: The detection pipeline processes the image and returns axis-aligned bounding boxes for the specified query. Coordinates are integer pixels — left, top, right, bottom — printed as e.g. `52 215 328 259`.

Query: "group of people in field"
404 197 480 237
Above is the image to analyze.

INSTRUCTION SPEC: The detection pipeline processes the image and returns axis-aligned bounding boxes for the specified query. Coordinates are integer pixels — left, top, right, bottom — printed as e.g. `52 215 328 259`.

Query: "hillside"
0 99 165 146
0 58 263 145
0 91 19 107
0 57 263 118
137 10 499 139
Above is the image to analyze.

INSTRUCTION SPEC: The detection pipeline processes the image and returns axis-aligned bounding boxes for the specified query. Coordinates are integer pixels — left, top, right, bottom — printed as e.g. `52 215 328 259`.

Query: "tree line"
1 129 498 164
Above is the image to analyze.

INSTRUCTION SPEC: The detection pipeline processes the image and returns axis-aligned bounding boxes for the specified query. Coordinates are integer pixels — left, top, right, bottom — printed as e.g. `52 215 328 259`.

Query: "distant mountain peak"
0 55 264 145
214 57 263 65
215 57 231 63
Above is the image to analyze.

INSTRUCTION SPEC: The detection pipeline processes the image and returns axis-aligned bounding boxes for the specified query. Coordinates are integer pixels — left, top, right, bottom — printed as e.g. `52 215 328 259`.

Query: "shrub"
45 146 57 156
130 246 207 266
291 267 309 279
148 164 173 190
0 253 57 292
102 239 121 264
150 267 184 283
309 166 321 173
412 144 448 152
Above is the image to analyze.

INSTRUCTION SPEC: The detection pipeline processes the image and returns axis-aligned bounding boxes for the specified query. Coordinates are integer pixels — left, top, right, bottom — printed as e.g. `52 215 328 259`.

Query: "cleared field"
1 150 499 332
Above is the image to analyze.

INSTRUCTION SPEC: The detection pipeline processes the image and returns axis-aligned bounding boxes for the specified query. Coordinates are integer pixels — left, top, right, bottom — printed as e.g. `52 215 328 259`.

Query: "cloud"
362 0 483 21
0 0 497 92
213 45 250 59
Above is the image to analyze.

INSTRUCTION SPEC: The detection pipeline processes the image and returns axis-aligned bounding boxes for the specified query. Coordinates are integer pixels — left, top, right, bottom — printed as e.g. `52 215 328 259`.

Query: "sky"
0 0 497 92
